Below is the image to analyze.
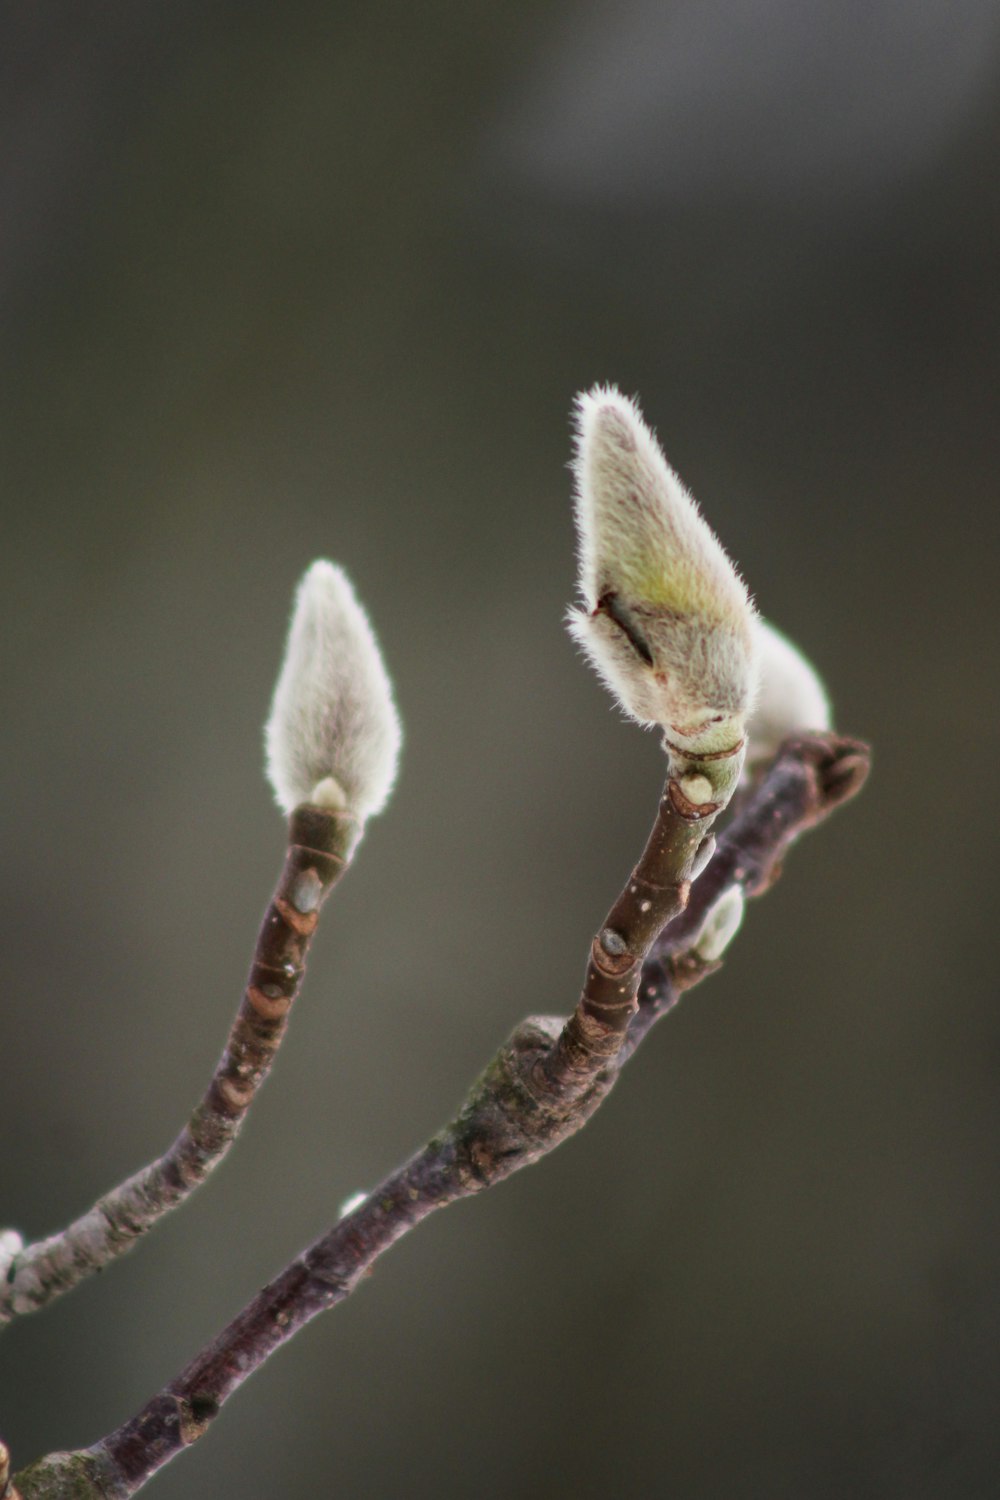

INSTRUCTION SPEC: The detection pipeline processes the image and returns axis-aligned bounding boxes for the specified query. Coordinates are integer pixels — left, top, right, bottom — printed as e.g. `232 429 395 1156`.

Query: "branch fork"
6 729 869 1500
2 388 869 1498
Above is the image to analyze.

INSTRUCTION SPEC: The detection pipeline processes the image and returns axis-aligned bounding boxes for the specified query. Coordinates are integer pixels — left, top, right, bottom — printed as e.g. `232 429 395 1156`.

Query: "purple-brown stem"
0 806 356 1327
621 733 870 1059
8 735 869 1500
538 773 718 1094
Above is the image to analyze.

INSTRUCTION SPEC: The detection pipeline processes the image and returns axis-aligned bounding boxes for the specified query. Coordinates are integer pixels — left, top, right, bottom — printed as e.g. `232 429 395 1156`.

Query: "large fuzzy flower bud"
265 560 402 822
568 387 758 756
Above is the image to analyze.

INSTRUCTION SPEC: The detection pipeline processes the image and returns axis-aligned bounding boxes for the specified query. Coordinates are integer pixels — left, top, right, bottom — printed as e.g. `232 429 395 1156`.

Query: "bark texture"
0 807 355 1326
9 733 869 1499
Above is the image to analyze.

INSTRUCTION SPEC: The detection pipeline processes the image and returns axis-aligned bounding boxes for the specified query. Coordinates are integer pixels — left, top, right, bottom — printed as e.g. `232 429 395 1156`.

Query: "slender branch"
537 758 725 1095
656 733 870 958
0 807 357 1327
622 733 870 1056
9 734 869 1500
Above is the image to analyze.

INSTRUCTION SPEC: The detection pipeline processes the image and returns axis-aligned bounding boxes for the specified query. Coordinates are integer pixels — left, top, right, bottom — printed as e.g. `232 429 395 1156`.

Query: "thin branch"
656 733 870 956
9 734 869 1500
0 807 357 1327
623 732 870 1054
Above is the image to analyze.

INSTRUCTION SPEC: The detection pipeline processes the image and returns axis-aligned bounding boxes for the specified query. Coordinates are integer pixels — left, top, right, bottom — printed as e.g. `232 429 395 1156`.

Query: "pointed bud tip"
573 383 646 454
265 559 402 823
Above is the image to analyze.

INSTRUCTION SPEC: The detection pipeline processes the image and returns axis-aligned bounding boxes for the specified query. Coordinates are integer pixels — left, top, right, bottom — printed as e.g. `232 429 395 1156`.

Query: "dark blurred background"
2 3 998 1496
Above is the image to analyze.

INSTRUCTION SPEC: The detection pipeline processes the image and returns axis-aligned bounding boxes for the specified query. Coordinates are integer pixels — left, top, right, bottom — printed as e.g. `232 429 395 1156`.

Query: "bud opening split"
568 387 759 759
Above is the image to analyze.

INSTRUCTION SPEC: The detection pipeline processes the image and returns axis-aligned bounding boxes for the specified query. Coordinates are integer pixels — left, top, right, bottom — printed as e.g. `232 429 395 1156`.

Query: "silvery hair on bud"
265 560 402 821
744 618 831 767
568 386 758 747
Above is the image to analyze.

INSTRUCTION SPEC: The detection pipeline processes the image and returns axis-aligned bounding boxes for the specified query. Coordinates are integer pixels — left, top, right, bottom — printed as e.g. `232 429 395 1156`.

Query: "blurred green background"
2 3 998 1496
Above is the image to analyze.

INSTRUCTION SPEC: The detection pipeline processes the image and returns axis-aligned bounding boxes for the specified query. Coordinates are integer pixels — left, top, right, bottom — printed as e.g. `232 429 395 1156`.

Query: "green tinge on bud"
265 560 402 822
745 619 831 768
568 386 758 754
693 886 746 963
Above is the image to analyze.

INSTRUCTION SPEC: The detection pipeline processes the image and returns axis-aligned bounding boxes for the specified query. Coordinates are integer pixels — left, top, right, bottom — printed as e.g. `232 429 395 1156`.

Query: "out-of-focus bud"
338 1189 369 1219
265 560 402 823
693 885 745 963
0 1229 24 1281
745 619 831 768
567 386 758 756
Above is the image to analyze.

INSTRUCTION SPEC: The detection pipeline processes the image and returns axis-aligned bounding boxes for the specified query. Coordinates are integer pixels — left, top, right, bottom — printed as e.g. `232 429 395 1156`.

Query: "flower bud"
0 1229 23 1281
745 619 831 767
568 387 758 755
265 560 402 822
338 1189 369 1219
693 886 745 963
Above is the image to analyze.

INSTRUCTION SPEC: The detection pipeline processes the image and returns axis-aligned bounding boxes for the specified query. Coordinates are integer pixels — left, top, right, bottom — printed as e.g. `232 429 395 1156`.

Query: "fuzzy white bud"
693 886 746 963
0 1229 23 1282
568 386 758 755
338 1189 369 1219
745 619 831 767
265 560 402 822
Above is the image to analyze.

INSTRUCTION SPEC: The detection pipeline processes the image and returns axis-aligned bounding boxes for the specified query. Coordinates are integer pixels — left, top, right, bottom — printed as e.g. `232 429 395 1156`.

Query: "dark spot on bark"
189 1393 219 1424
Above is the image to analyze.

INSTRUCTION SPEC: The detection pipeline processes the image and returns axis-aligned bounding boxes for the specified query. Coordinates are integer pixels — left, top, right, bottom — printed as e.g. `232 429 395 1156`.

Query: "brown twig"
656 733 870 955
0 806 356 1327
622 732 871 1055
8 734 869 1500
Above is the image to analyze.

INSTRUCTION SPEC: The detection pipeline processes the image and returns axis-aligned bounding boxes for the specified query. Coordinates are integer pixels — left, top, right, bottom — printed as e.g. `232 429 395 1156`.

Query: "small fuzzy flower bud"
567 386 758 755
0 1229 24 1282
338 1189 369 1219
265 560 402 822
693 886 746 963
745 619 831 767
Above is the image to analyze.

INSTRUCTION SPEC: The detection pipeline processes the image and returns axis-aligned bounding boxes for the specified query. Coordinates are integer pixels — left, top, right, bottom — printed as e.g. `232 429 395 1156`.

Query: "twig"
624 732 870 1054
9 734 869 1500
0 807 356 1327
657 733 870 955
